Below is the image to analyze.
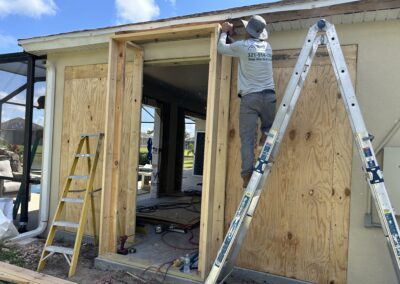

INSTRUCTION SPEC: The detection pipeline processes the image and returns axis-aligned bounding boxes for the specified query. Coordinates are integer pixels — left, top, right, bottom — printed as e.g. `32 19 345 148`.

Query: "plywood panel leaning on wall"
224 45 356 284
61 62 135 237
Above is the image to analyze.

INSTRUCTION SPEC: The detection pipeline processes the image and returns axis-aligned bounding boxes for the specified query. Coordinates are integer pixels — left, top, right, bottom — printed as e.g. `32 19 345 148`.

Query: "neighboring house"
17 0 400 283
0 117 43 145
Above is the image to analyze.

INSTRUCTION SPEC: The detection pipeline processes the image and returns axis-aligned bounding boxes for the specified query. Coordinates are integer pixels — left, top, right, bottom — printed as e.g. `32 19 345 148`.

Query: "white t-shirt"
217 32 275 96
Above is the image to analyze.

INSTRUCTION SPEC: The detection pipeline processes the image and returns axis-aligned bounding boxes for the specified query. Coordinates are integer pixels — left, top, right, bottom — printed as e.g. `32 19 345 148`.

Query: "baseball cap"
241 15 268 40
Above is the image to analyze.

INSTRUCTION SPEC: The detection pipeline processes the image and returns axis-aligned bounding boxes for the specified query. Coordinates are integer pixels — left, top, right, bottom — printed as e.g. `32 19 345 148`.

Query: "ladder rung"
45 245 74 255
75 154 95 158
53 221 79 228
68 175 89 180
80 133 101 137
61 197 84 203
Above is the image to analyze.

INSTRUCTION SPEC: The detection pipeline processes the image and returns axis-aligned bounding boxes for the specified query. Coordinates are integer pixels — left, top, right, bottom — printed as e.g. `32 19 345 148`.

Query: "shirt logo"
248 52 271 61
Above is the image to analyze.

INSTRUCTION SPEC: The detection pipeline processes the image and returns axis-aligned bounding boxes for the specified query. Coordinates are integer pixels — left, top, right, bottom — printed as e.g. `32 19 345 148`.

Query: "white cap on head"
241 15 268 40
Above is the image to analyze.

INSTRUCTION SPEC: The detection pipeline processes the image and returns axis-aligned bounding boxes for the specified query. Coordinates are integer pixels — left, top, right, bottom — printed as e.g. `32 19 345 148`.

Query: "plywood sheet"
136 208 200 226
224 46 356 283
61 63 134 236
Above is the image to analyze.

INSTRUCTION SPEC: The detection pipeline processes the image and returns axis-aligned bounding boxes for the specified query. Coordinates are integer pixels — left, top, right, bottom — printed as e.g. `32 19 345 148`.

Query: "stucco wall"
46 18 400 283
269 20 400 284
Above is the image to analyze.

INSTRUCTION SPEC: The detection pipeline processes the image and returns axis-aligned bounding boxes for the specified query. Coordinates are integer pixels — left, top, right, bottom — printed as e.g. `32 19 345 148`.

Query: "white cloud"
116 0 160 24
0 0 57 18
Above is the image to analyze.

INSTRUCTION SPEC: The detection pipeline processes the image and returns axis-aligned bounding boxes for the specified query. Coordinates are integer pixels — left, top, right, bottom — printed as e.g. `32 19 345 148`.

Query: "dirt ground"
0 238 167 284
0 238 268 284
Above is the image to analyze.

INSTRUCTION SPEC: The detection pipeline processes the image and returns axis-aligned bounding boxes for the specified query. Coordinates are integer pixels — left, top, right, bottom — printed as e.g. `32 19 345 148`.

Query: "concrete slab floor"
125 223 199 268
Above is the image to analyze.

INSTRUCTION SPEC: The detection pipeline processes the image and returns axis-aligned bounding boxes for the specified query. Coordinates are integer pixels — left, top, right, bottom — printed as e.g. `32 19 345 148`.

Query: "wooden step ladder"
37 133 104 277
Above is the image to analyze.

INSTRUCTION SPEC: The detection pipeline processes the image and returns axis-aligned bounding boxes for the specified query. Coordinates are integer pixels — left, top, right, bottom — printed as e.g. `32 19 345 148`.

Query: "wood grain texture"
125 47 144 243
61 57 138 248
0 262 75 284
211 55 232 264
62 66 107 237
99 39 128 255
224 46 356 283
113 23 218 43
199 29 221 278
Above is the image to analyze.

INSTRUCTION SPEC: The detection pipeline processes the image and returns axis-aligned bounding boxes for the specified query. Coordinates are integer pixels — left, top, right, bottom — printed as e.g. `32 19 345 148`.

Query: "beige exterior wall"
46 19 400 283
269 19 400 284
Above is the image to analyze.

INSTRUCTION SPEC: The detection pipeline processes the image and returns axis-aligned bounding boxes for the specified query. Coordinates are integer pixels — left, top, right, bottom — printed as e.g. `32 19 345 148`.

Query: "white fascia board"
19 0 359 54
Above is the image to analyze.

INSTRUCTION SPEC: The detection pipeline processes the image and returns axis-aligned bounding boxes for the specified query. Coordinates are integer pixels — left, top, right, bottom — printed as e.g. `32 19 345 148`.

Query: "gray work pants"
239 90 276 176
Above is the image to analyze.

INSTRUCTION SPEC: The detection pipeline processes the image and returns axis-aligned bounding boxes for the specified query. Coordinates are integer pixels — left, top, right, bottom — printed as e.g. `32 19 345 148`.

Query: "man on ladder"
217 15 276 188
207 18 400 284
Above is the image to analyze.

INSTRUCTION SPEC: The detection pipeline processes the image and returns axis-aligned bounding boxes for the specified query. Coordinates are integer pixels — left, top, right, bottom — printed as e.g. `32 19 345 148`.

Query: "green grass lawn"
140 146 194 168
183 156 194 169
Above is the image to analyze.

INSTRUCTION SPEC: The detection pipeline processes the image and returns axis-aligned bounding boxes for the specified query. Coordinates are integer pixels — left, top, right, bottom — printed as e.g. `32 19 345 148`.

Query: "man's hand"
221 22 234 34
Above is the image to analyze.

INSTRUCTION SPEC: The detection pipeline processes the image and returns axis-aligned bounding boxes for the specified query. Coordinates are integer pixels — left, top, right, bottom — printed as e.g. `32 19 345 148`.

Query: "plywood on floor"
136 208 200 226
224 46 356 283
136 196 201 226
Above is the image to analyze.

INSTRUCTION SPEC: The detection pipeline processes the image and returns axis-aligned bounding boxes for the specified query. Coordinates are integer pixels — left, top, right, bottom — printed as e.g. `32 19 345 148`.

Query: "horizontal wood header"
112 23 219 43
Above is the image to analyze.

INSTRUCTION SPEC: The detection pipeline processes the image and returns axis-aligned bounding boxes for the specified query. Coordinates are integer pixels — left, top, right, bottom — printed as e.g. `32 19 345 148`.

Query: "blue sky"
0 0 276 134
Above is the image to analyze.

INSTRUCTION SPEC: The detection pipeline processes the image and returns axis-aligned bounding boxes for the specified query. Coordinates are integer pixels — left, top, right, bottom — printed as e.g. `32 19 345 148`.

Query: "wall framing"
99 23 230 279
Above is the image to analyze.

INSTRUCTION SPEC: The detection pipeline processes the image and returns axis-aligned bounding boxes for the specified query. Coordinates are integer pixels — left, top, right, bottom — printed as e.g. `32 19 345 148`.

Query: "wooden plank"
0 262 75 284
125 46 144 243
99 39 126 255
224 46 356 283
113 23 218 43
210 55 232 262
198 28 221 279
62 65 108 236
328 47 356 284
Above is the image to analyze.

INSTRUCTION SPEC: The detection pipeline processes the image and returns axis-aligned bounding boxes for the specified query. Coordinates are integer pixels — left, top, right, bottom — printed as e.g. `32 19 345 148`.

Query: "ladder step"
68 175 89 180
53 221 80 228
80 133 102 137
75 154 96 158
61 197 84 203
45 245 74 255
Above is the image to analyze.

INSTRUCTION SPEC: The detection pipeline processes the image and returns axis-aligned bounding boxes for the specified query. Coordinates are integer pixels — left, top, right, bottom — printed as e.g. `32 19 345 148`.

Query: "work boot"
259 132 267 146
257 132 268 153
242 173 252 188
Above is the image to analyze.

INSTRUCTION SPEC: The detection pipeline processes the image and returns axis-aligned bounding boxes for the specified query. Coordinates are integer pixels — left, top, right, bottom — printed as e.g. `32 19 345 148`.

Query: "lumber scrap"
0 262 75 284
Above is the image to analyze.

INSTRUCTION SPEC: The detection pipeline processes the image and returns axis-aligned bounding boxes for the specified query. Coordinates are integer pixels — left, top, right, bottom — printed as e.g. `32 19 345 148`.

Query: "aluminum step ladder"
206 19 400 283
37 133 104 277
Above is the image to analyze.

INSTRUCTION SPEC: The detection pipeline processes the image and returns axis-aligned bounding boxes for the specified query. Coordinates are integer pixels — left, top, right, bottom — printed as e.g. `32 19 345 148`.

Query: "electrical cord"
161 229 199 250
136 197 200 214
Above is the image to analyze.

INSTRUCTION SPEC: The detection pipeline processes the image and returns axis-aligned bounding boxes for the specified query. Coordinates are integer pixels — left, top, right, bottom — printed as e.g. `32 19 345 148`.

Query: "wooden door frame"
99 23 232 279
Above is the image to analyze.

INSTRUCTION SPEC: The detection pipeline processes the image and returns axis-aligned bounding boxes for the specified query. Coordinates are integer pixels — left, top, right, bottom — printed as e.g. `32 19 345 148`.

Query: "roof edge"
18 0 359 51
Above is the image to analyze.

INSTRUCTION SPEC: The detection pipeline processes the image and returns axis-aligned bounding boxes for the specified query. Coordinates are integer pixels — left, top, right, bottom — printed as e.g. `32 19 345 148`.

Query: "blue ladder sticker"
216 195 251 266
366 166 384 184
367 160 376 168
363 147 372 157
259 143 271 161
385 213 400 256
254 158 268 174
